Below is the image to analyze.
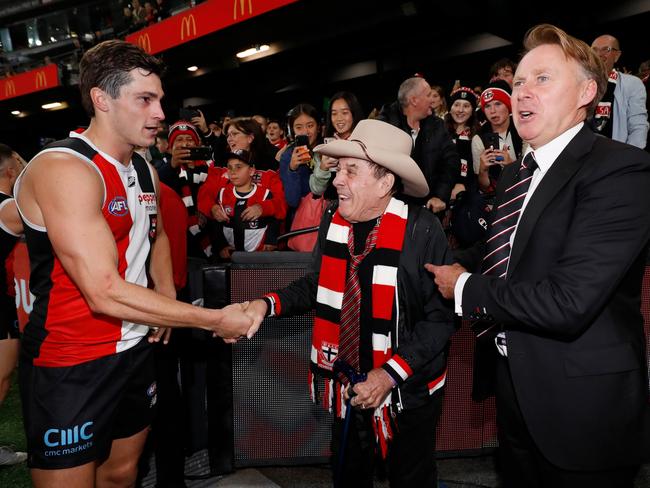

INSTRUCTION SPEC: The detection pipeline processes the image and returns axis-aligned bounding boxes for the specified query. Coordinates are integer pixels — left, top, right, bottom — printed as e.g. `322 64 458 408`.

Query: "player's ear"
90 87 110 113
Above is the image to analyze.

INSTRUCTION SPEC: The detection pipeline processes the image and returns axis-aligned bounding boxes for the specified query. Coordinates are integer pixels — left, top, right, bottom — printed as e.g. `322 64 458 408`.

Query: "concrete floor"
140 450 650 487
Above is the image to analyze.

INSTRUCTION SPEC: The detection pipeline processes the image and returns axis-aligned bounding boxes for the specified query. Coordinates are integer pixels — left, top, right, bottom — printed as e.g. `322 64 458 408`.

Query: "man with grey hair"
591 34 648 148
379 76 459 214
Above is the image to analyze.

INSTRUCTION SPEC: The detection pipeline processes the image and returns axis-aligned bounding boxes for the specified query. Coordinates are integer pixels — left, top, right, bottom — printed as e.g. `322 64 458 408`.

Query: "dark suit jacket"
462 125 650 470
378 101 460 205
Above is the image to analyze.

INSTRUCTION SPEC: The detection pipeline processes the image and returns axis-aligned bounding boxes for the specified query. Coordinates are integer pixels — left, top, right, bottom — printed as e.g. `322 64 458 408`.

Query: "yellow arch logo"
137 33 152 53
4 80 16 97
233 0 253 19
180 14 197 41
35 71 48 89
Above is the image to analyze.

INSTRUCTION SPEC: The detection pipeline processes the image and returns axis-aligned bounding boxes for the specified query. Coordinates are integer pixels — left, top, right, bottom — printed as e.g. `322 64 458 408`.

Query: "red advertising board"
126 0 298 55
0 64 60 103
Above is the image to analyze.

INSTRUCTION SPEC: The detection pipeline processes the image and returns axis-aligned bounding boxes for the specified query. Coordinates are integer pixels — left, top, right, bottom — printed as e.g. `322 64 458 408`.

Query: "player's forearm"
87 274 222 330
149 230 176 298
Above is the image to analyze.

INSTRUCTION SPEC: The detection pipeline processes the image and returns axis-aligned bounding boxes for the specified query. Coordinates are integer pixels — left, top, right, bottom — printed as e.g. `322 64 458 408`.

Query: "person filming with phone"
157 119 215 257
471 80 525 194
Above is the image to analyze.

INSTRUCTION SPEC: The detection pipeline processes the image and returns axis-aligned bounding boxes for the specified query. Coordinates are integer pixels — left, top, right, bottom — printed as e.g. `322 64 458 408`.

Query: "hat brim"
225 152 253 166
313 140 429 198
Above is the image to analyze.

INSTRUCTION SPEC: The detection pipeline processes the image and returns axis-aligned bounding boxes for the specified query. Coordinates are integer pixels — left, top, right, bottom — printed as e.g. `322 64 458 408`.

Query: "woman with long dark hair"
277 103 322 223
310 91 365 197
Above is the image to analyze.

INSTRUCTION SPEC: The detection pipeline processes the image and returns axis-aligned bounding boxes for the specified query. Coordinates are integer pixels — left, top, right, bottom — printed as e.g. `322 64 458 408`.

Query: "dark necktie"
338 219 380 377
481 152 538 278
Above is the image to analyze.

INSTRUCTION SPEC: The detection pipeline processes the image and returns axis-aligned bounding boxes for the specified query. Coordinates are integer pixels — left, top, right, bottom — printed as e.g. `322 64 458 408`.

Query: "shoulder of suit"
586 134 650 171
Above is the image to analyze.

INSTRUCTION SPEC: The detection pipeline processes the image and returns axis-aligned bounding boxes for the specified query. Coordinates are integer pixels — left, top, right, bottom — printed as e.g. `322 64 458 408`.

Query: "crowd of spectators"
138 40 648 267
122 0 170 32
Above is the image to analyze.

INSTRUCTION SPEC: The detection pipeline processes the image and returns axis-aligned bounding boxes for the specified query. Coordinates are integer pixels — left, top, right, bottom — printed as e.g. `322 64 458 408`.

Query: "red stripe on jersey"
33 151 140 367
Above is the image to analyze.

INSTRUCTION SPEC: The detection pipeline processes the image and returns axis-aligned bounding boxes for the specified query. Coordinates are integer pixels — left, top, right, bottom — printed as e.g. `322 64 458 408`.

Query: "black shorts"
19 338 156 469
0 294 19 340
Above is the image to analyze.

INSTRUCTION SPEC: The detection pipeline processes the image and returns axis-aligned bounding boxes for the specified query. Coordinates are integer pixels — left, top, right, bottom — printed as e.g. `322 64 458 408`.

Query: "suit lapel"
507 126 596 277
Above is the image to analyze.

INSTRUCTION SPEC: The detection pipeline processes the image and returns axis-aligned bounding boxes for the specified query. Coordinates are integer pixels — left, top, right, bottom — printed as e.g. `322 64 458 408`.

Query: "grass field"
0 371 31 487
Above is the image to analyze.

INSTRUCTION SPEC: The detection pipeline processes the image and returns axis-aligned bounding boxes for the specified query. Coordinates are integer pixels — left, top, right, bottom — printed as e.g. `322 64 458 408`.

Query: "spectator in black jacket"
378 76 460 213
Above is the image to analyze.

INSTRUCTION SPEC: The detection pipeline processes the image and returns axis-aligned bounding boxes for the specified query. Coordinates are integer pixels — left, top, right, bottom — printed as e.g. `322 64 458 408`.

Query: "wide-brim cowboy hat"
313 119 429 198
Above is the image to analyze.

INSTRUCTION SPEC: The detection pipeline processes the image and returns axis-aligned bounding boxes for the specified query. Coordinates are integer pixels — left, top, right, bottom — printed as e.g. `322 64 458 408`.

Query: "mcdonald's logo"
35 71 48 89
137 33 152 53
4 80 16 98
233 0 253 19
180 14 197 41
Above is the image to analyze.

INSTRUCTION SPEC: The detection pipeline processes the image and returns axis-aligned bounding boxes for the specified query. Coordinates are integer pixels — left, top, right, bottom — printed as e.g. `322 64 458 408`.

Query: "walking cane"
332 359 367 488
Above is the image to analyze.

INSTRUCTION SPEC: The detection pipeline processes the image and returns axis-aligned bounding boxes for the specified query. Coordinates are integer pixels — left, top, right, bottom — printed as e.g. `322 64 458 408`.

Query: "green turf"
0 371 31 487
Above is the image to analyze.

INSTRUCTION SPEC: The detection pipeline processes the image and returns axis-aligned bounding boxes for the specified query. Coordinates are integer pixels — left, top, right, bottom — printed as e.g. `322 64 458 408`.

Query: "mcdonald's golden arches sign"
0 64 59 102
125 0 297 55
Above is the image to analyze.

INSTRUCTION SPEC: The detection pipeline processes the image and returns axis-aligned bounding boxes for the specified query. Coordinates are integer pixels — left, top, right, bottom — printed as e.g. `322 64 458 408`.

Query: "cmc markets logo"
233 0 253 19
44 421 93 448
35 70 48 89
4 79 16 98
108 196 129 217
180 14 197 41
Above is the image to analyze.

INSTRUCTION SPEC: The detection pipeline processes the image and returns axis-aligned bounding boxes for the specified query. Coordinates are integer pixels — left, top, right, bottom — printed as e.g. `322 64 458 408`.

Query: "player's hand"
148 327 172 345
213 302 253 340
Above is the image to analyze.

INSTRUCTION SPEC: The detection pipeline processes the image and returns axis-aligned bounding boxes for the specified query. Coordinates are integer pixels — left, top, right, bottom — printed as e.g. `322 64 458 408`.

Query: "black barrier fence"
185 253 650 472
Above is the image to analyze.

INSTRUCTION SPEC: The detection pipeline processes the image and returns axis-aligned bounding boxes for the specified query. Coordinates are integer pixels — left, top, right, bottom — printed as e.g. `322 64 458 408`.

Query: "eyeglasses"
226 130 245 139
592 46 620 54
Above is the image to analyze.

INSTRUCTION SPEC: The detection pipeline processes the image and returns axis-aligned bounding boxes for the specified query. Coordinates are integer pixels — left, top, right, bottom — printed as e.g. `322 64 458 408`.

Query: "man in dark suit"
427 24 650 487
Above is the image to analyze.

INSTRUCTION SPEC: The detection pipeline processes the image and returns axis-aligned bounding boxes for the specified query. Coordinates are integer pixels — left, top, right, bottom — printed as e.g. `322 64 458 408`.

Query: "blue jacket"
279 144 312 209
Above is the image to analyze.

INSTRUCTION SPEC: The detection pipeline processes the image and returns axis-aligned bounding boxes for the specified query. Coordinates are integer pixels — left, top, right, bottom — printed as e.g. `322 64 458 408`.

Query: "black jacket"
273 201 456 410
378 101 460 206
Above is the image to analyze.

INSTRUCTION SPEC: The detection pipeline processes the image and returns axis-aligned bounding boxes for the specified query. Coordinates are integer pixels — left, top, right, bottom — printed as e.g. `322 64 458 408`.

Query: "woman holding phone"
277 103 322 225
470 80 524 193
309 91 365 197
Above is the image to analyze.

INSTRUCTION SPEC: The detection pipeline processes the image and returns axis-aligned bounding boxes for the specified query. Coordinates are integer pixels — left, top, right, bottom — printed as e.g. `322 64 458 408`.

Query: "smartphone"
187 146 212 160
294 134 309 147
482 132 500 150
179 107 200 121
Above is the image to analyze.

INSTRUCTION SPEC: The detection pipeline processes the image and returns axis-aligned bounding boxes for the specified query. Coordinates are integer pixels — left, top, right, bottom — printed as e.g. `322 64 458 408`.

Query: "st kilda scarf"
594 69 618 138
307 197 409 457
178 161 212 256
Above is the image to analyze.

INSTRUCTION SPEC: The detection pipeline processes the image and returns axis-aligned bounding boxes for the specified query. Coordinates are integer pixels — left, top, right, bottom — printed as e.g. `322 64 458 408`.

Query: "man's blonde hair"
522 24 606 117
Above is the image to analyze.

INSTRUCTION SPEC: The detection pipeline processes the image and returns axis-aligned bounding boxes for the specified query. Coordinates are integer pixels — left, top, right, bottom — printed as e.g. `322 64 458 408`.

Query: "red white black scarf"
178 160 213 256
308 197 408 457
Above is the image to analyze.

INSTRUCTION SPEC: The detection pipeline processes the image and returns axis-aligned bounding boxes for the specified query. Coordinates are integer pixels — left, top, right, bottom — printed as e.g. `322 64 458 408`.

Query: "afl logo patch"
108 196 129 216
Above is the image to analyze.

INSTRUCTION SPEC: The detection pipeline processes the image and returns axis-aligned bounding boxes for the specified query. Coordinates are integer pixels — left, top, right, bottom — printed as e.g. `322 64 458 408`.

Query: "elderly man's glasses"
592 46 620 54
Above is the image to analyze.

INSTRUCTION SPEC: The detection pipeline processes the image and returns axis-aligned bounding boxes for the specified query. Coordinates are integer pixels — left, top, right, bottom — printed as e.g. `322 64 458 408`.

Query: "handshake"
217 299 269 344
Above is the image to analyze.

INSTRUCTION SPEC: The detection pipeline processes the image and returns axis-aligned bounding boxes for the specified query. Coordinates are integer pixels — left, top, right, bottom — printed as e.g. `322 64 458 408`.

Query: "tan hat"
313 119 429 198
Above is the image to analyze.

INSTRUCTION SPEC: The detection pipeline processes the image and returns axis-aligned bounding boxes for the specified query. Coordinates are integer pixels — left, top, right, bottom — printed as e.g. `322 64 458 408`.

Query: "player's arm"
22 154 250 338
0 198 23 236
148 169 176 300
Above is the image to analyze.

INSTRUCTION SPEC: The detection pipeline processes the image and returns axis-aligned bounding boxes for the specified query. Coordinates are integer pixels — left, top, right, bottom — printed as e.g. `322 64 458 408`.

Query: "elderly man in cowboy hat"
240 119 455 486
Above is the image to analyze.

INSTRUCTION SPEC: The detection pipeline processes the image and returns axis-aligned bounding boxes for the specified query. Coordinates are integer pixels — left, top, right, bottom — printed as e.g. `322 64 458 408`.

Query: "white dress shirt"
454 122 585 314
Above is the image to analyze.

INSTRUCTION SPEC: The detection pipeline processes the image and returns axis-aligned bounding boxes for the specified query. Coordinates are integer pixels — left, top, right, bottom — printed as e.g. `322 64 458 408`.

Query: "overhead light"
11 110 20 115
187 65 198 72
42 102 68 111
236 44 269 59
